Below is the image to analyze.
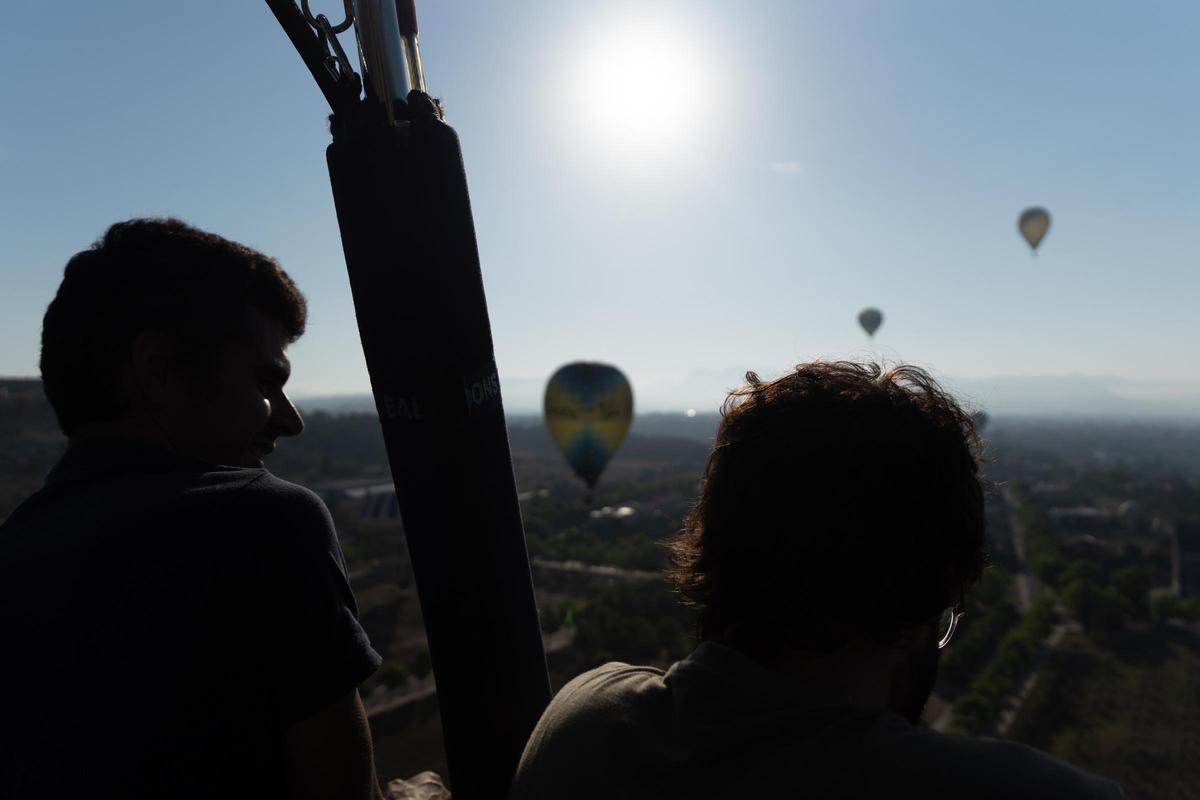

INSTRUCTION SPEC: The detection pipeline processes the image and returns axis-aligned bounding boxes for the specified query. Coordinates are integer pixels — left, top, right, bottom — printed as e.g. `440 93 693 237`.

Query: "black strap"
264 0 360 113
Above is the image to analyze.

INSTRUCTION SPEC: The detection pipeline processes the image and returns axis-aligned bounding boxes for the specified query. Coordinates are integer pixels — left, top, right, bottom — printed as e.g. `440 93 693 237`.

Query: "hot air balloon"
858 308 883 338
1018 207 1051 253
544 362 633 498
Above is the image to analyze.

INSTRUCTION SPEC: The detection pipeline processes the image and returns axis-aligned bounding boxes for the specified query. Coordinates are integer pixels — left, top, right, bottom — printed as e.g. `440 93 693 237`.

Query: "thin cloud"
769 161 802 175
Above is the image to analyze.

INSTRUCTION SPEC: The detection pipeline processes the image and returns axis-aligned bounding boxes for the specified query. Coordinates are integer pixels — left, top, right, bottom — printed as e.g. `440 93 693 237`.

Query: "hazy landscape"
4 376 1200 797
297 372 1200 420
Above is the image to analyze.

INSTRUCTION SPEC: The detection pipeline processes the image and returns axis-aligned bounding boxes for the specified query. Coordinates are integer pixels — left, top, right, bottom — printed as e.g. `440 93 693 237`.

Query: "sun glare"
564 13 717 165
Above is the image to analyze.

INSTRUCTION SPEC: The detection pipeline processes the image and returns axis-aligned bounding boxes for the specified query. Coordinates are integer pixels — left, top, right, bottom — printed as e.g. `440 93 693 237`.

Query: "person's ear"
129 330 175 404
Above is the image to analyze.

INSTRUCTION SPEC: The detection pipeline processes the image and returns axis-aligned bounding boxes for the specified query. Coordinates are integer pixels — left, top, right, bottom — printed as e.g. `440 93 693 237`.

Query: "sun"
563 13 718 165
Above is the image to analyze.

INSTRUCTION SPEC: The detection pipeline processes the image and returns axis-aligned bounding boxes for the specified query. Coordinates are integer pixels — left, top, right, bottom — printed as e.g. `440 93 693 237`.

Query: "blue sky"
2 1 1198 412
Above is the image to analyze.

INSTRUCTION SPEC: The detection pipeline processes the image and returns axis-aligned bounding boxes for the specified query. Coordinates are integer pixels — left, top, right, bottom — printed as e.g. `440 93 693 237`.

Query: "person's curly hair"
667 361 986 662
40 218 306 437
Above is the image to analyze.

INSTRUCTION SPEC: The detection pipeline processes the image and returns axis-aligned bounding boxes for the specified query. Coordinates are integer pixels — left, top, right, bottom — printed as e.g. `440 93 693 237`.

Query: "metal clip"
264 0 361 113
314 14 357 85
300 0 354 33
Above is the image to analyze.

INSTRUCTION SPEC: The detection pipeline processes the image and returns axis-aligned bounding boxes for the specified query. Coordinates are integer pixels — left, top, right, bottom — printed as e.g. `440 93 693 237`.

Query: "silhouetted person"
0 219 389 799
509 363 1123 799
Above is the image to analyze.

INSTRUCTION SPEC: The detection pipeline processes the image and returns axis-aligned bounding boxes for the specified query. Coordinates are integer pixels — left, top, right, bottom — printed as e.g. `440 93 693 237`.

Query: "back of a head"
40 218 306 437
669 361 986 663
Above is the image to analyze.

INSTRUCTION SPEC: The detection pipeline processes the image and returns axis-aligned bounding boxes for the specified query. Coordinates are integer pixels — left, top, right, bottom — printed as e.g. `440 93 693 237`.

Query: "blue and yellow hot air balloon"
544 362 633 497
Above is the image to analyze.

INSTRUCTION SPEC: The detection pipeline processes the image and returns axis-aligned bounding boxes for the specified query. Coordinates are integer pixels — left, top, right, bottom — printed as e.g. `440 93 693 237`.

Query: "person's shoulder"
194 469 329 522
882 720 1124 799
156 470 337 565
554 662 667 711
511 662 668 799
954 735 1123 798
226 470 326 510
530 662 666 742
215 471 338 549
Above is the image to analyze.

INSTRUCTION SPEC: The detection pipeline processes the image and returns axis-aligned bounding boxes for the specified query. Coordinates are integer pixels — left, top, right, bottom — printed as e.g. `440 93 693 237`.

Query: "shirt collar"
666 640 905 723
44 437 218 487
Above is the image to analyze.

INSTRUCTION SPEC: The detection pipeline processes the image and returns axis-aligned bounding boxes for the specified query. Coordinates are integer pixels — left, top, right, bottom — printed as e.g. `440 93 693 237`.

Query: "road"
531 556 662 583
1002 485 1042 614
932 487 1061 734
995 621 1080 737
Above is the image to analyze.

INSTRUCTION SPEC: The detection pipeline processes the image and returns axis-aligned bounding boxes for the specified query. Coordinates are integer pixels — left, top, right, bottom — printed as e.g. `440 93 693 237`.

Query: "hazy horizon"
286 368 1200 420
5 363 1199 420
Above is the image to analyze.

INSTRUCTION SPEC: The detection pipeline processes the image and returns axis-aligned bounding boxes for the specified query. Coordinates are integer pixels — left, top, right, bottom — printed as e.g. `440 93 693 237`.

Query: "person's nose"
275 392 304 438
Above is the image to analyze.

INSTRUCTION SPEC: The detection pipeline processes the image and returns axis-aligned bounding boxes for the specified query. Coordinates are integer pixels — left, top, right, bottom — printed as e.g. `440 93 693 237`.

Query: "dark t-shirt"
0 438 382 799
510 642 1125 800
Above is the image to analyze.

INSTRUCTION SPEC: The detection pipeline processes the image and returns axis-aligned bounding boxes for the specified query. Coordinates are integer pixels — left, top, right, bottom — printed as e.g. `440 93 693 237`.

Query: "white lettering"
465 371 502 411
383 395 424 421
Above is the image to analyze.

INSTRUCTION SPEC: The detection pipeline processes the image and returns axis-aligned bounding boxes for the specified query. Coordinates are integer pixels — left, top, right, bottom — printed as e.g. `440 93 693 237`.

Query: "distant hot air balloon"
1018 207 1051 253
544 362 633 499
858 308 883 338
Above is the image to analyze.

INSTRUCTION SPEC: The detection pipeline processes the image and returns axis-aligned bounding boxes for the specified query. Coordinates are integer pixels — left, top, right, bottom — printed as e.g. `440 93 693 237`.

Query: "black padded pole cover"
326 96 551 799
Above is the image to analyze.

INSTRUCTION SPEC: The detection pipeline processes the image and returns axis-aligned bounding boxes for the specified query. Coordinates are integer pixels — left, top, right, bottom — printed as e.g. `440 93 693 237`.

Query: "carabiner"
300 0 354 34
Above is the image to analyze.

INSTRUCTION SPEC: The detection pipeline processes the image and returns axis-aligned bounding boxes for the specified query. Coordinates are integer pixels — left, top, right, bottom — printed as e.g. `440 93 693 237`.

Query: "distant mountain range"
295 370 1200 420
947 374 1200 419
5 369 1197 424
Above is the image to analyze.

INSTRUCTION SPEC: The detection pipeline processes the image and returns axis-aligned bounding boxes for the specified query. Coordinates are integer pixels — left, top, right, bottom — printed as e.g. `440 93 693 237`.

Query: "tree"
1064 577 1127 636
949 603 1055 734
1090 585 1126 635
951 691 998 735
1061 578 1091 629
972 566 1013 609
1056 559 1102 592
938 601 1020 687
1034 556 1065 587
1151 594 1200 622
1110 565 1152 619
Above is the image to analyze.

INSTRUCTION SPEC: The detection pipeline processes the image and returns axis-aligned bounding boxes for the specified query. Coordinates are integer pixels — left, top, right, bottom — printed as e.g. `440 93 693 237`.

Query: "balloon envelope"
1018 207 1051 251
544 362 633 489
858 308 883 338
